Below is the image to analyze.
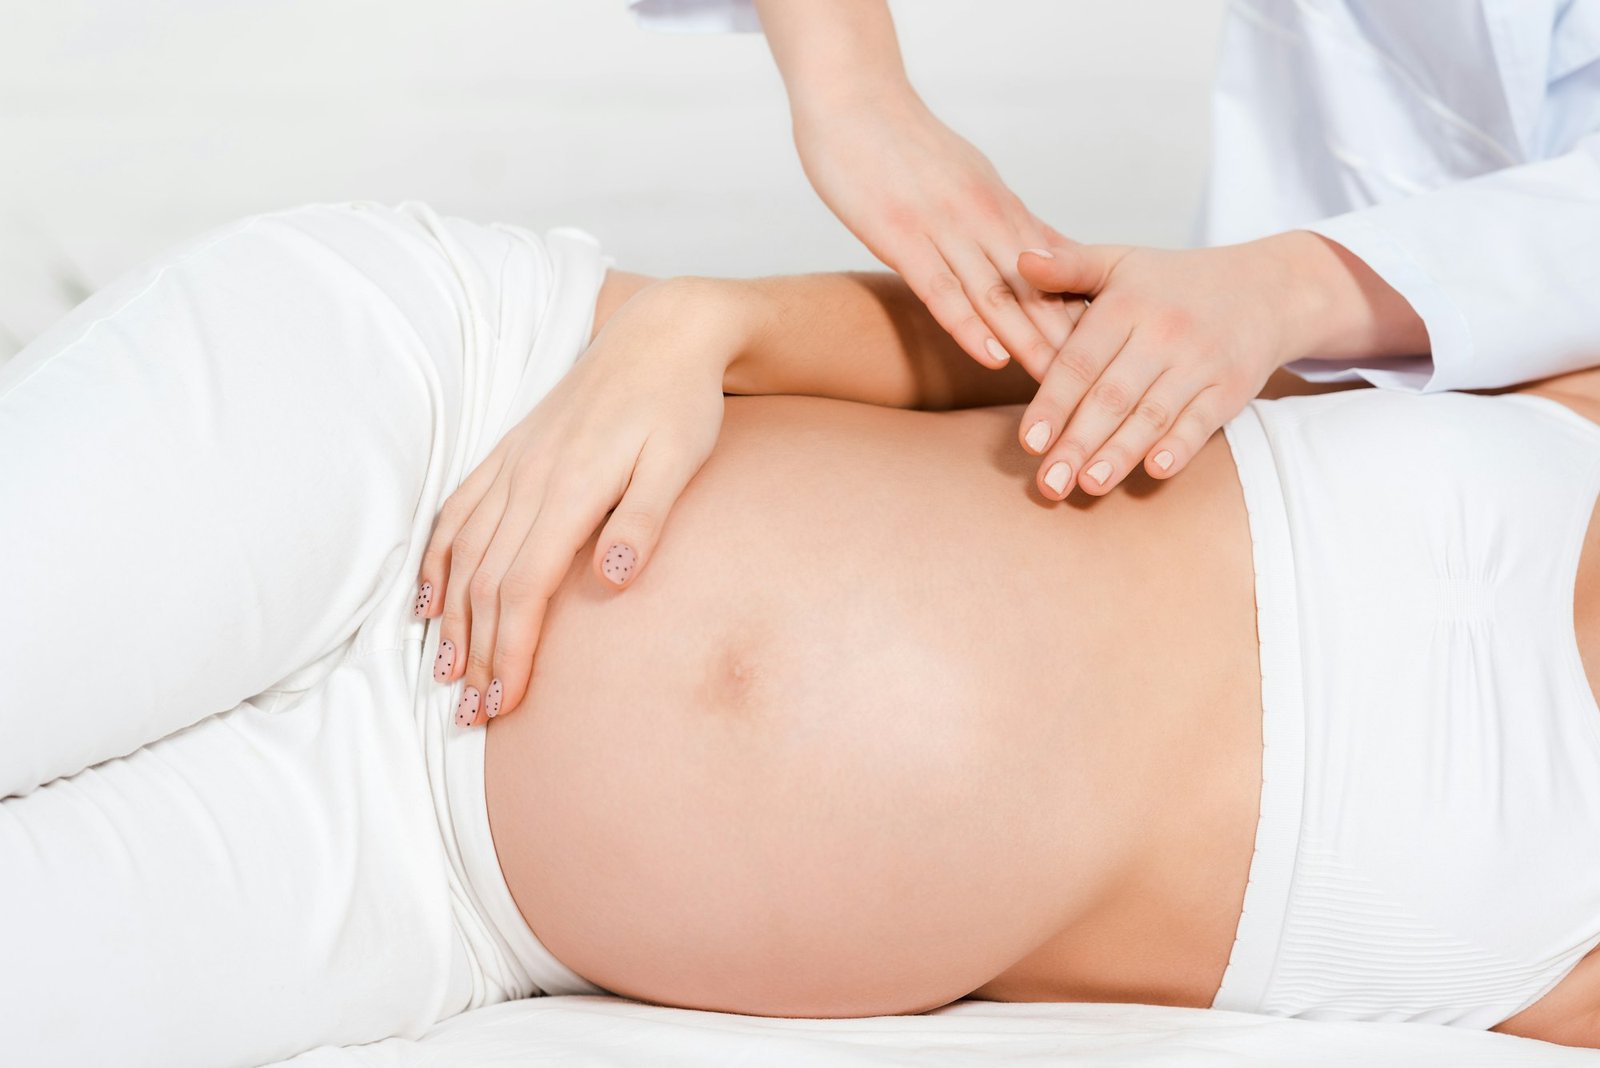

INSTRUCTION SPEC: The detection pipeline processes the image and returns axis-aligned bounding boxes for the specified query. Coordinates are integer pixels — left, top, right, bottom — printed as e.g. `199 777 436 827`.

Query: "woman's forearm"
652 273 1038 411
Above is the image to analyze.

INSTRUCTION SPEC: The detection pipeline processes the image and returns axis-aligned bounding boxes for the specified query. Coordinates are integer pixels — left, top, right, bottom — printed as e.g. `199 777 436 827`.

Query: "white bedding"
277 995 1596 1066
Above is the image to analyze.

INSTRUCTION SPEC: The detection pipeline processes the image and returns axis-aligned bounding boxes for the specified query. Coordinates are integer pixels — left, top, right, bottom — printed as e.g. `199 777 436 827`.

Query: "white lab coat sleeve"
628 0 760 33
1280 131 1600 392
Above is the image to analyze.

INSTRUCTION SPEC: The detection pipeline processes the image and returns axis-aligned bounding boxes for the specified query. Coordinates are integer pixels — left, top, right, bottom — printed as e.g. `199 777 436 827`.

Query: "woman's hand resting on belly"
413 274 732 726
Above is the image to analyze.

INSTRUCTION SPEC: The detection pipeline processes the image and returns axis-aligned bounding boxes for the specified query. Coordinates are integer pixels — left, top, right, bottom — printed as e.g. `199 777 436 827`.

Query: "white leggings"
0 203 606 1067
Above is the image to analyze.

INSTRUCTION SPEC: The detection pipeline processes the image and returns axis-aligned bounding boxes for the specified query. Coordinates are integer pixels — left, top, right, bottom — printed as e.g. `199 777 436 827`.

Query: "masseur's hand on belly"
1012 232 1430 498
753 0 1078 380
412 282 728 726
791 91 1080 379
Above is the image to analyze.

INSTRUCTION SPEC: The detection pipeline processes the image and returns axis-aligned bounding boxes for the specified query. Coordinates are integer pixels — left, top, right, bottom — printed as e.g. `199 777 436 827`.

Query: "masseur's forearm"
752 0 912 119
1281 230 1431 365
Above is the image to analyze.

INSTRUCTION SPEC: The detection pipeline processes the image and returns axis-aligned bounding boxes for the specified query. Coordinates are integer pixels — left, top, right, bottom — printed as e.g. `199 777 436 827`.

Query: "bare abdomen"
485 395 1262 1016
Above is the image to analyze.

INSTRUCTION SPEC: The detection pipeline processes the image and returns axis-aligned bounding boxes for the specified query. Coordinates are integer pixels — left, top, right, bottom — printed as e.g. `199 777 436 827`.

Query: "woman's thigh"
0 202 593 799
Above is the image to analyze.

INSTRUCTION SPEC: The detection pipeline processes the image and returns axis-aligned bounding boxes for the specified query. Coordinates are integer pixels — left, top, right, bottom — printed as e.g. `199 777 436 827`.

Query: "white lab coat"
630 0 1600 394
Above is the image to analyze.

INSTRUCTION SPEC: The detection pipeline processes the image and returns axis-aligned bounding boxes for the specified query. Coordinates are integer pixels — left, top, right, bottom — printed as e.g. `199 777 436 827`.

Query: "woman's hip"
0 201 606 798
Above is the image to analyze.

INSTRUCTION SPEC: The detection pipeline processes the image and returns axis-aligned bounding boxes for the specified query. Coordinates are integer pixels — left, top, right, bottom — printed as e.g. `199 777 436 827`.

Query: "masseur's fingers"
1018 243 1131 298
1074 369 1194 495
1144 385 1236 482
941 241 1059 379
1035 330 1165 498
1001 221 1082 354
899 240 1014 371
1016 304 1132 487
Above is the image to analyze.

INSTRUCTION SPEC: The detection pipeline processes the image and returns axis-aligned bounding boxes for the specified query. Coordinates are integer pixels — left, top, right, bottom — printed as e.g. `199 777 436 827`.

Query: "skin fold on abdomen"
485 394 1264 1018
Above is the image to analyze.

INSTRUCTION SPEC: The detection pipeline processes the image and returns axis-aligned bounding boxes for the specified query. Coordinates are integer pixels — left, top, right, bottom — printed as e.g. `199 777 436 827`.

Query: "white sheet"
276 995 1595 1066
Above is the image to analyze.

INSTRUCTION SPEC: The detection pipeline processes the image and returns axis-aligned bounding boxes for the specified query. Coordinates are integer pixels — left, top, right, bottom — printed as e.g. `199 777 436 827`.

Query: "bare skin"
481 351 1600 1044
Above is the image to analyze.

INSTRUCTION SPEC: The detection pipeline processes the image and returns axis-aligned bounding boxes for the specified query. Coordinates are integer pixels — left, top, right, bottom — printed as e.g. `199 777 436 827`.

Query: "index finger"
941 241 1061 381
896 239 1013 371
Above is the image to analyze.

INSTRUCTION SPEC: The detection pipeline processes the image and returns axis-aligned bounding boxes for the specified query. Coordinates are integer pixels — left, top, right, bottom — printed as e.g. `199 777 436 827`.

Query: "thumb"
1018 243 1130 297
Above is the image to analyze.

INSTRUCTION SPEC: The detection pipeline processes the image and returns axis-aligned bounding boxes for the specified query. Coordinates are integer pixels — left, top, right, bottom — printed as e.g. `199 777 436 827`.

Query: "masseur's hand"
792 92 1077 380
413 279 727 727
1012 231 1428 499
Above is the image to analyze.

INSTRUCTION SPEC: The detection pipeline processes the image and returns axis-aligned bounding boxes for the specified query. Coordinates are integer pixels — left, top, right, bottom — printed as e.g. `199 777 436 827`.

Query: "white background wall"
0 0 1228 361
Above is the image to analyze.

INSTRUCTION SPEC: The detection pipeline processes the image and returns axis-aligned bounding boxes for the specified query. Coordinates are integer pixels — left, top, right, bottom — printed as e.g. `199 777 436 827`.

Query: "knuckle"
1052 348 1100 390
1132 397 1171 429
1089 378 1136 417
1095 441 1130 468
1177 401 1215 434
467 646 495 674
449 531 480 563
928 271 964 298
609 507 660 544
468 569 501 603
955 311 987 340
1055 437 1091 464
1025 337 1058 369
982 281 1018 311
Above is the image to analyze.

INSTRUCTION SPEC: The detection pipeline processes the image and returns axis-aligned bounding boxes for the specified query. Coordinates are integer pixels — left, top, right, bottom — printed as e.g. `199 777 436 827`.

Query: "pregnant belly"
485 395 1263 1017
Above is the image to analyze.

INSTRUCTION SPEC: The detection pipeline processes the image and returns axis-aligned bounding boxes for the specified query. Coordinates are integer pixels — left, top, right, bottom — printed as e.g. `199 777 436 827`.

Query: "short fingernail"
485 678 502 718
455 685 480 728
602 543 637 586
1087 460 1113 486
1023 248 1055 259
1154 449 1175 472
1025 420 1050 453
1044 461 1072 496
412 581 432 619
984 338 1010 365
434 639 455 682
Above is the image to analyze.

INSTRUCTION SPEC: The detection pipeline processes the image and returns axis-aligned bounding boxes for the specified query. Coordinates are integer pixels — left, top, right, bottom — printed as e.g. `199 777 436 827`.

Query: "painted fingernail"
1044 462 1072 496
455 685 480 728
602 543 637 586
412 581 432 619
434 639 454 682
485 678 502 718
1087 460 1113 486
984 338 1010 365
1025 420 1051 453
1154 449 1175 472
1023 248 1055 259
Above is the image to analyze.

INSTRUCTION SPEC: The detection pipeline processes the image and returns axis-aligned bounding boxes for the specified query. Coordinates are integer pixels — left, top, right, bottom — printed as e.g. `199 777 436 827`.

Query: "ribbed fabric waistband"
1211 402 1308 1013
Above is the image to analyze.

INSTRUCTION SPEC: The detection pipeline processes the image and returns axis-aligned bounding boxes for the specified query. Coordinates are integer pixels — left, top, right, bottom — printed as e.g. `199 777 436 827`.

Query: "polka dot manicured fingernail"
455 685 479 728
412 582 432 619
602 543 636 586
434 639 454 682
485 678 502 718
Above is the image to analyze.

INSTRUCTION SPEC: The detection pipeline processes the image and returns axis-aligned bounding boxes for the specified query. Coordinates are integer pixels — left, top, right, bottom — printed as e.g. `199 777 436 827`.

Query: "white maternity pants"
0 203 606 1067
